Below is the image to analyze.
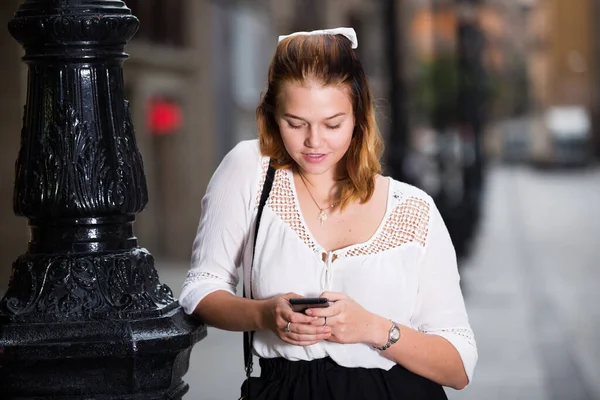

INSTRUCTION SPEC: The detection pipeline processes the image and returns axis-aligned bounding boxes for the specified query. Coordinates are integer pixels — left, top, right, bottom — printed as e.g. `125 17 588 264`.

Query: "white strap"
278 27 358 49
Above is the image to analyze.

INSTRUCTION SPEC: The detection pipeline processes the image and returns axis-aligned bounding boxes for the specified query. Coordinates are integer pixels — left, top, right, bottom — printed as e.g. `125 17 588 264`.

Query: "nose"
305 125 324 148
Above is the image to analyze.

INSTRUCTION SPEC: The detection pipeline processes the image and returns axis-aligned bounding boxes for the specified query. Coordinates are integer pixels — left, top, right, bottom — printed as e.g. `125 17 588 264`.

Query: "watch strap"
374 321 400 351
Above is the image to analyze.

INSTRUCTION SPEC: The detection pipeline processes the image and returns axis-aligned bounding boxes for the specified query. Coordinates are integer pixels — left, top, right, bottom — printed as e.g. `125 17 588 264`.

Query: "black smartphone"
289 297 329 313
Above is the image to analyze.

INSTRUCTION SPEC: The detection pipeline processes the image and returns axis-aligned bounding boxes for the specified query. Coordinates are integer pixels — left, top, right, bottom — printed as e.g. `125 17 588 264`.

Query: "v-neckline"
286 169 393 255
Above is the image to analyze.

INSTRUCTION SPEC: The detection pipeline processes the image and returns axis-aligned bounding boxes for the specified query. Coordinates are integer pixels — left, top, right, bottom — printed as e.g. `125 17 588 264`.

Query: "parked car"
501 117 532 164
544 106 592 166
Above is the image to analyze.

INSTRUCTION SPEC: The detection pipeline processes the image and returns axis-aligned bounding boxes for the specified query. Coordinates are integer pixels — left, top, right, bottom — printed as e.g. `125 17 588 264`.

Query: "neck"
295 167 342 206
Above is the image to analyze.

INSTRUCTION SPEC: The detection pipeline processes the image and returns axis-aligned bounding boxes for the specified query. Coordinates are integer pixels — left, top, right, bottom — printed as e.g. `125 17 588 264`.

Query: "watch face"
390 327 401 341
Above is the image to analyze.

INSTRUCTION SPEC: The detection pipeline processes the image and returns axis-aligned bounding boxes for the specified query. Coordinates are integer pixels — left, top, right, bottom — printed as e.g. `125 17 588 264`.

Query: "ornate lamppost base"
1 309 205 399
0 249 206 399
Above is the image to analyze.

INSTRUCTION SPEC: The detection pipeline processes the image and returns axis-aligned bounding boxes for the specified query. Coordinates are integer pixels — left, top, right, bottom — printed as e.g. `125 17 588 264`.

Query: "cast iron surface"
0 1 206 398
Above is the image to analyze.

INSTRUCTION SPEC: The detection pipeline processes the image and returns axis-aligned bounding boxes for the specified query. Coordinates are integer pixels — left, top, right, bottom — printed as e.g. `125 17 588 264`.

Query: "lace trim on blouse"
420 327 477 349
266 167 320 251
182 271 237 292
255 157 271 207
342 196 430 257
255 160 432 257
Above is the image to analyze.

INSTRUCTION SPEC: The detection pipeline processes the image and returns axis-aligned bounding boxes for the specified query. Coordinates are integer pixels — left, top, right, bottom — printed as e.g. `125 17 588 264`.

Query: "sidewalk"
445 167 548 400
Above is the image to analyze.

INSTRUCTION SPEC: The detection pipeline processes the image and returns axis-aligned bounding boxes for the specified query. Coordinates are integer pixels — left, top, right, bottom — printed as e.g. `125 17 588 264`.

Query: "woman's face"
276 81 355 178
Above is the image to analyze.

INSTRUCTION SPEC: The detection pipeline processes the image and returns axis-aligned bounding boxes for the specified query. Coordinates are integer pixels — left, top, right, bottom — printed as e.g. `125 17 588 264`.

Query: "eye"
286 121 303 129
326 124 341 130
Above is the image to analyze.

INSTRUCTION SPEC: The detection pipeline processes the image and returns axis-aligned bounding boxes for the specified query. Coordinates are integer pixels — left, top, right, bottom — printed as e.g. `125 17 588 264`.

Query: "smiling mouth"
302 153 327 163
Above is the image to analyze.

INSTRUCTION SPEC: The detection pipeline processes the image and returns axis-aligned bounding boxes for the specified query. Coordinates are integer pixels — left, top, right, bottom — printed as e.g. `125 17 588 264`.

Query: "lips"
302 153 327 163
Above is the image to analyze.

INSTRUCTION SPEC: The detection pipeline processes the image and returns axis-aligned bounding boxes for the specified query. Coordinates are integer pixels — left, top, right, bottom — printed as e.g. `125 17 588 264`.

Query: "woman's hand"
261 293 332 346
305 292 388 346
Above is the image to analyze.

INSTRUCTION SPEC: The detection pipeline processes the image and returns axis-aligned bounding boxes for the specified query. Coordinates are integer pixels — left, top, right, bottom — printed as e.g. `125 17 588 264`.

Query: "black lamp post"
0 1 205 398
456 0 486 247
383 0 409 184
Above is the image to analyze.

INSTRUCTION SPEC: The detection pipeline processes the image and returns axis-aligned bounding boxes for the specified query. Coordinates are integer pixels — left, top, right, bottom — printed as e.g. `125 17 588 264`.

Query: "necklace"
298 173 339 226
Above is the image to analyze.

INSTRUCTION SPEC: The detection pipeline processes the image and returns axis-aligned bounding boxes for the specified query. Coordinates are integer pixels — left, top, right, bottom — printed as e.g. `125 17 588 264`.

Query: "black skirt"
249 357 448 400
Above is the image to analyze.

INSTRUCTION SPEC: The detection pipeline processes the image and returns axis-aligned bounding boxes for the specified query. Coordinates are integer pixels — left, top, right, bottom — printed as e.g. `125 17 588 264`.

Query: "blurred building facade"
119 0 219 260
525 0 599 161
527 0 596 111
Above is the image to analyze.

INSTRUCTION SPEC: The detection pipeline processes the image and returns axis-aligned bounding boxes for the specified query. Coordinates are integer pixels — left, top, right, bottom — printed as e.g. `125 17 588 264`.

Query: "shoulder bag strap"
244 162 275 376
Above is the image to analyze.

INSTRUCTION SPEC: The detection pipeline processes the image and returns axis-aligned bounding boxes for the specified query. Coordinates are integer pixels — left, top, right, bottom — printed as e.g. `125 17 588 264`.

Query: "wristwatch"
374 321 401 351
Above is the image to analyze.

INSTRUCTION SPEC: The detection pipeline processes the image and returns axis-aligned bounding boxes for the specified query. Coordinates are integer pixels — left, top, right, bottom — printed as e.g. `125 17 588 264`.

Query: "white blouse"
179 140 477 383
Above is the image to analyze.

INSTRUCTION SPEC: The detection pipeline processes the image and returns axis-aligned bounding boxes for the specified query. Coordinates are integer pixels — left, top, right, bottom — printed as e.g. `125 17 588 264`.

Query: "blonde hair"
257 33 383 209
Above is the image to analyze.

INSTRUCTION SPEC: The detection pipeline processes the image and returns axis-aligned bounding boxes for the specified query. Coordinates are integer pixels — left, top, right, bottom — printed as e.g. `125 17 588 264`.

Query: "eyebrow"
283 112 346 121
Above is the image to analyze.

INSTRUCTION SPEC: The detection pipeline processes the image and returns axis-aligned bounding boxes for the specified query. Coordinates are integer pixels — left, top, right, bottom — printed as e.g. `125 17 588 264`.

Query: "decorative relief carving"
14 100 148 218
8 14 139 46
113 100 148 213
1 249 175 322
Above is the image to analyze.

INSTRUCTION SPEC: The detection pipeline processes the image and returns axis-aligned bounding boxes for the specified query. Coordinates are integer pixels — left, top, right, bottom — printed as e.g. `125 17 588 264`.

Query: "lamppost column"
0 1 205 398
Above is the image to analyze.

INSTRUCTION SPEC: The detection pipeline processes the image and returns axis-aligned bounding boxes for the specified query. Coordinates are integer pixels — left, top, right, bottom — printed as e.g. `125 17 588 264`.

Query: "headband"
277 27 358 49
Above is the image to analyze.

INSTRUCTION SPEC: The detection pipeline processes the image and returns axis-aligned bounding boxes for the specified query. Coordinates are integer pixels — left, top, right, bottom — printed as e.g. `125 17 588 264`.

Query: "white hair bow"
278 27 358 49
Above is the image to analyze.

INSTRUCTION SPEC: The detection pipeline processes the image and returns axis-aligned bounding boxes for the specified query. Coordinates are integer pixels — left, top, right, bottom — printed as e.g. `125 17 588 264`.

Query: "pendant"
318 209 328 226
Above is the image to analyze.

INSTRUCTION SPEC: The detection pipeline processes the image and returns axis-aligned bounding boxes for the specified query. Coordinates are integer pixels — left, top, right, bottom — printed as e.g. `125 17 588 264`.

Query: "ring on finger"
284 321 291 333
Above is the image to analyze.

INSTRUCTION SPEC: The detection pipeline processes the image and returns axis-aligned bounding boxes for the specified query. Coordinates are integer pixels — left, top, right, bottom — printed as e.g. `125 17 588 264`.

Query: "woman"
180 27 477 399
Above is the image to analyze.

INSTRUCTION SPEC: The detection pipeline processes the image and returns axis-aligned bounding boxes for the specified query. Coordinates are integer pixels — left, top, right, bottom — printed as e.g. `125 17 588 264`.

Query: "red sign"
147 98 183 136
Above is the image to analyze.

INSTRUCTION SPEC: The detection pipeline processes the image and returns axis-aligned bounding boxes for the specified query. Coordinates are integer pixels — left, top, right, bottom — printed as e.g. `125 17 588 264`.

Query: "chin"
296 161 335 176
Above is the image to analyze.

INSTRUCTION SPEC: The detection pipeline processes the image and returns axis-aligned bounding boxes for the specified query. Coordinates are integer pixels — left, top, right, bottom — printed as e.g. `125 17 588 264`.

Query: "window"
126 0 186 47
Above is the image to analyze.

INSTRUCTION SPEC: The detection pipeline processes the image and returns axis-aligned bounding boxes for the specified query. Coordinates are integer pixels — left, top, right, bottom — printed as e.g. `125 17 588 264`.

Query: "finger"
288 322 331 335
282 292 304 300
311 315 338 328
319 291 348 302
286 311 317 325
308 316 329 326
325 334 342 343
285 331 331 343
305 305 339 317
284 339 324 347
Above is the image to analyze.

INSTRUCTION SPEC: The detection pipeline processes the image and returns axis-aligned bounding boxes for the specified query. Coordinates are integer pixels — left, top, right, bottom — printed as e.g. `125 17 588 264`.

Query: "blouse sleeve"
179 140 261 315
410 198 478 384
